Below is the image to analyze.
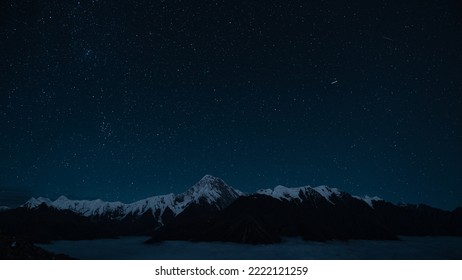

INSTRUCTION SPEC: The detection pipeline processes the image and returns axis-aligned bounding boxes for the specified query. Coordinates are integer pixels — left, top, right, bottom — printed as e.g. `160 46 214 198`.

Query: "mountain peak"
56 195 70 201
181 175 243 209
23 197 52 208
189 175 235 195
196 174 223 186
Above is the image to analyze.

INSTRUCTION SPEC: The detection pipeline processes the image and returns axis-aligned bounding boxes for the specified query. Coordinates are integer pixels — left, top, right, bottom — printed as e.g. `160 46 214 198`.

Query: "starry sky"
1 0 461 209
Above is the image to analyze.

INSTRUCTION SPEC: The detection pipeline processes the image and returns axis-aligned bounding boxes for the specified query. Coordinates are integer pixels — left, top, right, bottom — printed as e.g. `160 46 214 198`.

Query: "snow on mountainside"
257 185 341 204
353 195 383 208
23 175 242 220
257 185 382 208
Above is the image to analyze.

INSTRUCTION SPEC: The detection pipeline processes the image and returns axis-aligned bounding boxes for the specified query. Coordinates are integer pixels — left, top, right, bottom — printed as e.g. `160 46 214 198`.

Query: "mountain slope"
147 187 397 244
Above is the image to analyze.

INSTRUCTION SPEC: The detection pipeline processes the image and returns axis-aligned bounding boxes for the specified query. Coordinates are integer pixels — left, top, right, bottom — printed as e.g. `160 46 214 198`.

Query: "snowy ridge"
23 175 242 220
0 206 10 212
257 185 382 207
353 195 383 208
313 185 341 203
51 196 125 216
257 185 341 204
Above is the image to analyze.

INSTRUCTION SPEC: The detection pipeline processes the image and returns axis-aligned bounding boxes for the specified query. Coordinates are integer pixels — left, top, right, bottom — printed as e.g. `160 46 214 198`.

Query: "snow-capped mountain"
23 175 242 221
23 175 383 220
3 175 462 244
257 185 382 207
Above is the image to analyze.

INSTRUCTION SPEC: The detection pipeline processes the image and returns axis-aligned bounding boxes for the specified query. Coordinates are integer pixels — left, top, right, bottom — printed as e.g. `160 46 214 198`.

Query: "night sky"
1 0 461 210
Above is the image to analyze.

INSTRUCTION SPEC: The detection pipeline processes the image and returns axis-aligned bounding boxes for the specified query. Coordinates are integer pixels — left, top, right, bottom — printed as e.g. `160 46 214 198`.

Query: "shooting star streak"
382 36 394 42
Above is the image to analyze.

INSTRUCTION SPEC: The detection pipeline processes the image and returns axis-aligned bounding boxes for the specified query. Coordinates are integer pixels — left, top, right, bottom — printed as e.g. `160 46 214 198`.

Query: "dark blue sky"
1 0 461 209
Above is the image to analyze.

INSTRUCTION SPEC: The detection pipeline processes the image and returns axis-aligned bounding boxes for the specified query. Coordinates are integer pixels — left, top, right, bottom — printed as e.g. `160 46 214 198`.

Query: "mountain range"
0 175 461 245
